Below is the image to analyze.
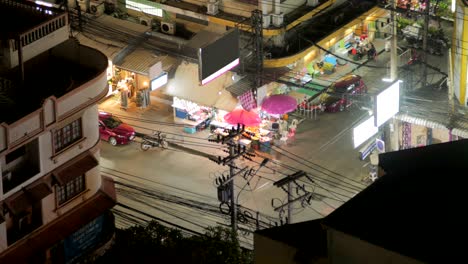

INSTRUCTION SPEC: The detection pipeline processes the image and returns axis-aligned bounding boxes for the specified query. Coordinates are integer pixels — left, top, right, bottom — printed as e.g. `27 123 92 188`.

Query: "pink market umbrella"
261 94 297 115
224 108 261 127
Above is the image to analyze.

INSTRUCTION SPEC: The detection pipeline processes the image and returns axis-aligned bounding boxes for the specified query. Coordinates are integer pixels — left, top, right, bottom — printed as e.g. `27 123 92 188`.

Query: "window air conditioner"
206 0 219 15
89 0 105 17
263 14 271 28
160 21 176 35
139 17 152 27
271 13 284 27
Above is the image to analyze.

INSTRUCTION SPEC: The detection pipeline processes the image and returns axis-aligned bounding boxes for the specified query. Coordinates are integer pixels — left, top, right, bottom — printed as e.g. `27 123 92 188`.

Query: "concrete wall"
263 7 389 68
279 0 307 15
0 45 107 152
6 27 69 69
432 127 450 144
0 105 100 199
328 229 423 264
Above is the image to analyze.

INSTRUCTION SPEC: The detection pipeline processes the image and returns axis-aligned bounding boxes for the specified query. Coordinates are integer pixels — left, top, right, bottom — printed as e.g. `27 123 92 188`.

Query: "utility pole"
210 124 254 232
228 144 238 231
272 170 312 224
422 0 430 88
252 9 263 91
390 0 398 81
74 0 83 31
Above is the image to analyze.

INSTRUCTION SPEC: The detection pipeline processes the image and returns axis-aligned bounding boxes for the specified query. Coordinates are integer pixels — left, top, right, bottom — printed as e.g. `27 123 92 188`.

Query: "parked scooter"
140 131 168 151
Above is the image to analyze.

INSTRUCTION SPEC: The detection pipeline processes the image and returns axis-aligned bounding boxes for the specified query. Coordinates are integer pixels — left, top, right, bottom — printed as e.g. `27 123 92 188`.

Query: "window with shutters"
53 118 82 153
56 175 85 205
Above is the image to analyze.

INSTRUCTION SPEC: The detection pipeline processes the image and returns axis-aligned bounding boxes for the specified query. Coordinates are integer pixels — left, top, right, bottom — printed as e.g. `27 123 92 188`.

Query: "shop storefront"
165 63 296 154
392 113 467 150
262 7 390 74
164 61 238 132
111 49 177 109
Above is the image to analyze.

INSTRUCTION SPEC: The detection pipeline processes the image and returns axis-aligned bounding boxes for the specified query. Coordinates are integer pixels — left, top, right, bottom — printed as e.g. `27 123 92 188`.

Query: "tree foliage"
96 221 253 264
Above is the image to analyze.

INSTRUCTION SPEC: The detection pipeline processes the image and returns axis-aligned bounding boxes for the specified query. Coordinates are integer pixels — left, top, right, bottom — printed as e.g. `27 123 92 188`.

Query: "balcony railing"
10 13 68 51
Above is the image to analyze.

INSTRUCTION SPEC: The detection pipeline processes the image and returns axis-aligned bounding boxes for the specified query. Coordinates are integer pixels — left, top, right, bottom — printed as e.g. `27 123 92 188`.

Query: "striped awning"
395 113 468 138
394 113 447 130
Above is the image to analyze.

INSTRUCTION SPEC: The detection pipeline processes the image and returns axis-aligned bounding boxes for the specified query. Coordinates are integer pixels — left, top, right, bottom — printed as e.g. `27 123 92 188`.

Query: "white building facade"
0 0 116 262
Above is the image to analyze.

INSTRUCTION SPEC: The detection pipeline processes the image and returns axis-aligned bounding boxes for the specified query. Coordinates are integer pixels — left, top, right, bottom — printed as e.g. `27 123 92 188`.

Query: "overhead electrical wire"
77 0 468 210
104 114 371 197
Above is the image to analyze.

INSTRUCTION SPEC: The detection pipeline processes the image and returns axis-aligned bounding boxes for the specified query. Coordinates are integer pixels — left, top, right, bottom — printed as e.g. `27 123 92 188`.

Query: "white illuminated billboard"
151 72 168 91
353 116 379 148
375 81 400 127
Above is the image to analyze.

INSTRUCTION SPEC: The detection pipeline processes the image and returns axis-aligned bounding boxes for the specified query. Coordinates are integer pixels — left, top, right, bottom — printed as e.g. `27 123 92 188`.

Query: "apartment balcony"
0 38 108 153
0 0 69 69
0 176 116 263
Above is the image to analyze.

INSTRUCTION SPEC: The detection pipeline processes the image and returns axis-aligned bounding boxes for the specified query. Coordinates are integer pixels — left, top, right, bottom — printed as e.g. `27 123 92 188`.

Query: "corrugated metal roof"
96 15 149 34
225 76 254 97
116 48 178 76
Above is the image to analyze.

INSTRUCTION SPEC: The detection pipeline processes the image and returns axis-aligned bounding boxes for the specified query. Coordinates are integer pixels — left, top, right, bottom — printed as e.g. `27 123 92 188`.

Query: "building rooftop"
0 39 107 124
266 1 379 59
163 0 329 29
255 219 327 258
0 0 63 38
322 139 468 263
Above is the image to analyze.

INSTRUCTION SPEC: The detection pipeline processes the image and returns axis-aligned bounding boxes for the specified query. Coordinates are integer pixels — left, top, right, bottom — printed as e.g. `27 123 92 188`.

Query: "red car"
98 111 135 146
319 75 367 112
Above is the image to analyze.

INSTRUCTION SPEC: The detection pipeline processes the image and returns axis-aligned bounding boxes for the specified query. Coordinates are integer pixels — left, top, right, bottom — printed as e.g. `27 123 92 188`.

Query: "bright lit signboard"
151 72 168 91
353 115 379 148
200 58 239 85
375 81 400 127
126 0 163 17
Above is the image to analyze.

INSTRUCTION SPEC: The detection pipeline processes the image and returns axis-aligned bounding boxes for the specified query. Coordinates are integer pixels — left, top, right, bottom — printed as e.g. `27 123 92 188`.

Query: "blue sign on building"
64 214 106 264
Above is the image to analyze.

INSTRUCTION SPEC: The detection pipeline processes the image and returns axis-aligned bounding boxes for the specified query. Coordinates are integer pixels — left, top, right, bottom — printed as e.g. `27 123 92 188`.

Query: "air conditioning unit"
262 14 271 28
160 21 176 35
271 13 284 27
139 16 152 27
306 0 319 7
206 0 219 15
89 0 105 17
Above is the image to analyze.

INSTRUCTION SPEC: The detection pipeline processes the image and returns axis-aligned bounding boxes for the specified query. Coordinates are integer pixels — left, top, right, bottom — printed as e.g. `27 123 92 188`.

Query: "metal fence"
293 99 321 120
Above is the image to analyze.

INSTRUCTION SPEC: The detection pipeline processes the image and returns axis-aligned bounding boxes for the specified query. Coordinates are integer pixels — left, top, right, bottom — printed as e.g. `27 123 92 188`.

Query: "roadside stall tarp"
164 62 238 112
115 48 178 76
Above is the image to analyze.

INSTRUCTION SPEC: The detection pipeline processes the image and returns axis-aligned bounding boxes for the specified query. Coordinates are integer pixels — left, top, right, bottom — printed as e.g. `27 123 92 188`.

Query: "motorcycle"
140 131 168 151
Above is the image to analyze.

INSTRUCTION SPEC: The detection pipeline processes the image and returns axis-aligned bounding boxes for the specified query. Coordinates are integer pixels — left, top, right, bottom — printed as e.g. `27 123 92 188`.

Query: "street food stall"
172 97 213 134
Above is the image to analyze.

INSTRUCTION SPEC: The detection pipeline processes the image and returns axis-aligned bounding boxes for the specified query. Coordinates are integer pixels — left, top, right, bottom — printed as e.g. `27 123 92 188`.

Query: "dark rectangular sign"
198 28 240 85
